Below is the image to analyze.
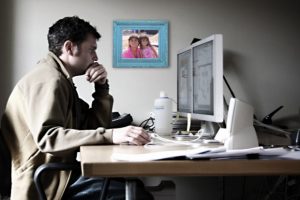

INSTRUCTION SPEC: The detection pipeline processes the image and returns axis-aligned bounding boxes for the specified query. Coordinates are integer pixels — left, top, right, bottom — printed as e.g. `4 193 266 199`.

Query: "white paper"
186 147 290 159
112 146 226 162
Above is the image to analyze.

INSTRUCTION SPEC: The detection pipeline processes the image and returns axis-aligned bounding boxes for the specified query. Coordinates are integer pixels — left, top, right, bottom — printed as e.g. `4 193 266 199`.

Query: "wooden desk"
80 145 300 177
80 145 300 200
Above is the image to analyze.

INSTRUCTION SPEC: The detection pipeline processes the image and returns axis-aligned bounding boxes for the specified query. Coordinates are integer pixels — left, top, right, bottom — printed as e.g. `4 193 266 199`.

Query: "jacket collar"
47 51 72 80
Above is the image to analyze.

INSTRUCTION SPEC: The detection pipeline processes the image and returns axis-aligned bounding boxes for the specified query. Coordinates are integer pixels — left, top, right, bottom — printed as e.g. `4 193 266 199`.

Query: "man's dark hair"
48 16 101 56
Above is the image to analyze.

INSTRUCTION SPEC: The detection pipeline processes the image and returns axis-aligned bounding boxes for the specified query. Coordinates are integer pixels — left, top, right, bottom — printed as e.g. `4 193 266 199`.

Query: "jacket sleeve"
25 77 114 156
78 80 114 130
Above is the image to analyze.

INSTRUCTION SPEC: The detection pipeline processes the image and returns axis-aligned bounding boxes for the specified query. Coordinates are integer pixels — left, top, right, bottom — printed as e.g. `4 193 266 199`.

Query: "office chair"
1 125 112 200
34 162 79 200
33 159 112 200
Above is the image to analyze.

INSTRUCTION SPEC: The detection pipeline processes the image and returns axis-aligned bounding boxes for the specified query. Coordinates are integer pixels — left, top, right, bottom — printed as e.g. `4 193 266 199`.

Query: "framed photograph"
113 20 168 68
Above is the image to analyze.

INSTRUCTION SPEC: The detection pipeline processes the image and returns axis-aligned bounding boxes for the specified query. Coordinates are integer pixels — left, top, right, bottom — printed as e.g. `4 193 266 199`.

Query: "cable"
264 176 286 200
223 75 236 98
139 117 155 131
144 133 202 148
151 133 201 145
253 119 291 138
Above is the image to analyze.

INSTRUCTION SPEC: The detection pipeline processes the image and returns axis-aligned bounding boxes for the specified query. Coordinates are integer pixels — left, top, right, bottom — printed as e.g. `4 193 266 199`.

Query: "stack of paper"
111 145 297 161
112 145 226 162
186 147 289 160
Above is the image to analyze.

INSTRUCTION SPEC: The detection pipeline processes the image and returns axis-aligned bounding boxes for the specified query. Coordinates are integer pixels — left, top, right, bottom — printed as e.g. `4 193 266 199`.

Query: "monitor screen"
177 49 192 113
177 34 223 123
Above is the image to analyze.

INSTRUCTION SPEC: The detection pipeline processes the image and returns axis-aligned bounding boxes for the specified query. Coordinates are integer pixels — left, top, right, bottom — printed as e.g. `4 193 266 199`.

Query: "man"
1 16 151 199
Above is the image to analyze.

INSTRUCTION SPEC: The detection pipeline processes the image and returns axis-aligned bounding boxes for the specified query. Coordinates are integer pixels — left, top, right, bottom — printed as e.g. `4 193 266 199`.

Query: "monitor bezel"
177 34 223 123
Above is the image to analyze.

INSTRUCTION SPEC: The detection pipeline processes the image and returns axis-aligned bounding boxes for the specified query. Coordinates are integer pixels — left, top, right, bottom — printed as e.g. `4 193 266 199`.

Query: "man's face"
70 34 98 76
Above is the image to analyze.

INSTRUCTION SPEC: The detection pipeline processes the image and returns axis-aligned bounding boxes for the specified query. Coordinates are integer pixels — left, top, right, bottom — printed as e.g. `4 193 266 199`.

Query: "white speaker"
214 98 259 150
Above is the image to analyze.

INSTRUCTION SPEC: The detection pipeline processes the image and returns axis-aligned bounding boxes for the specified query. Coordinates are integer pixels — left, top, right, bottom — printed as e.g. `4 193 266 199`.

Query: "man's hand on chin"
85 62 107 85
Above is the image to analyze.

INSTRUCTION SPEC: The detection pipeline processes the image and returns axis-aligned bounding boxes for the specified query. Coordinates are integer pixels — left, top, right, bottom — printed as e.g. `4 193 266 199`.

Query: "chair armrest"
33 162 80 200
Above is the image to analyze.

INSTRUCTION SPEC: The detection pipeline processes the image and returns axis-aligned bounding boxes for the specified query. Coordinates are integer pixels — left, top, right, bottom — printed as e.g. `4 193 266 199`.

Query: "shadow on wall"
0 1 15 117
223 50 260 105
223 50 300 129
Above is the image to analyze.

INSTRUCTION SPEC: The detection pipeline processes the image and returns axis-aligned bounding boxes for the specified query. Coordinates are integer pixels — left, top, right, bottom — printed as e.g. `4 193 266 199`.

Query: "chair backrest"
0 128 11 197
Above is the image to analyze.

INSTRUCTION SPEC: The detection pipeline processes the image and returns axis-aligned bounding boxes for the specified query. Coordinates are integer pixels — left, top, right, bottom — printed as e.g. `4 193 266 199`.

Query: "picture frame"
113 20 169 68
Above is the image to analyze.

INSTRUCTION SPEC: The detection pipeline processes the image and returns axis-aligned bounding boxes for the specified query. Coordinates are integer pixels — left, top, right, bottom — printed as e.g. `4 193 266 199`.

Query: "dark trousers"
63 174 153 200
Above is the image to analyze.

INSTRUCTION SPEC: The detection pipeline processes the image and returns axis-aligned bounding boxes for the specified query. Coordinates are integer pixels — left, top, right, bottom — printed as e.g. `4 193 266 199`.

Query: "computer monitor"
177 34 223 123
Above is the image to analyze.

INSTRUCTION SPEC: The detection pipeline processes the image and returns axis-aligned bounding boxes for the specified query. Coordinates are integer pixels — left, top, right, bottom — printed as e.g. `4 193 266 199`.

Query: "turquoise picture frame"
113 20 169 68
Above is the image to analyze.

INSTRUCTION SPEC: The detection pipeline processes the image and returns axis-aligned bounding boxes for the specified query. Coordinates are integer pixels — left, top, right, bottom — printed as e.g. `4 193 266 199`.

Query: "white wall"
1 0 300 128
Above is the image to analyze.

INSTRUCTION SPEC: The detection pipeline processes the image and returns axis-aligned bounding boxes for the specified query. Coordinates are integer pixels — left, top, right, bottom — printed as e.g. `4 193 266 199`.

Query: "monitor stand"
214 98 258 150
200 121 219 139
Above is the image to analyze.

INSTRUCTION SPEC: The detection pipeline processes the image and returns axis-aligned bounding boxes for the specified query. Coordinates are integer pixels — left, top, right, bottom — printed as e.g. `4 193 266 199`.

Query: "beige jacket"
1 52 114 200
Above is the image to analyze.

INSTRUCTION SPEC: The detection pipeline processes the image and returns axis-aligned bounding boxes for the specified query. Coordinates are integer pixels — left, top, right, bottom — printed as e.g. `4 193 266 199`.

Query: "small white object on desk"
214 98 259 150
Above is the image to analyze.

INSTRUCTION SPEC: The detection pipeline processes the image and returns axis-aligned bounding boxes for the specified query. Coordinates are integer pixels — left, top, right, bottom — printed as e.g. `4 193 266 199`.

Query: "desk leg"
125 179 137 200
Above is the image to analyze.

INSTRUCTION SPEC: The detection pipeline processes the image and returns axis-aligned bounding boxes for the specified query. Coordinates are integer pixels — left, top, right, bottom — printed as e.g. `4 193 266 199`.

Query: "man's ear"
63 40 74 55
